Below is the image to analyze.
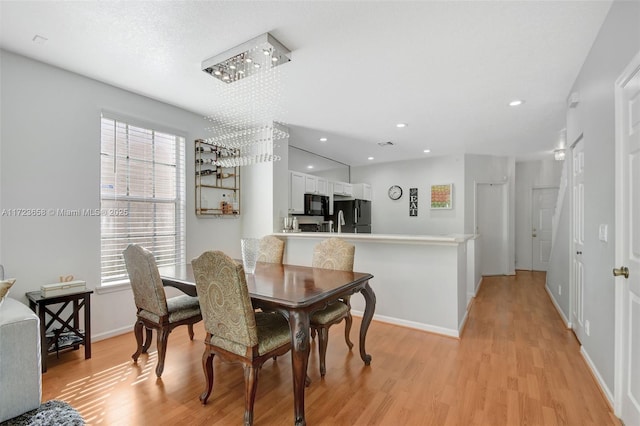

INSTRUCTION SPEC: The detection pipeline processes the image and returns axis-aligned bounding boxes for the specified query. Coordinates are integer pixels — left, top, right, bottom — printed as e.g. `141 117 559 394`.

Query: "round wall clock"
388 185 403 200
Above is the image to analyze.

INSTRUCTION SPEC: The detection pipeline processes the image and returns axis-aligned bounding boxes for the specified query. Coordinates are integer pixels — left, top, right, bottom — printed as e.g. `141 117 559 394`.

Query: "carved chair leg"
243 365 259 426
132 320 144 361
344 313 354 350
155 328 170 378
318 327 329 377
142 327 153 353
188 323 195 340
200 350 215 404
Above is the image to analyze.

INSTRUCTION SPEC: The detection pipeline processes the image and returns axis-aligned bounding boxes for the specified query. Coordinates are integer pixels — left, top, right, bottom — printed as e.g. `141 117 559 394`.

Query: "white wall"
464 154 516 274
272 138 290 233
559 1 640 397
351 155 465 235
514 159 563 270
545 186 571 325
281 234 466 336
0 50 242 340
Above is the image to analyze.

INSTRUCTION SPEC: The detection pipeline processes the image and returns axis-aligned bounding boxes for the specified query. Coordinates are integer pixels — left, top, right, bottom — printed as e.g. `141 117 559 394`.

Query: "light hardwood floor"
42 271 619 425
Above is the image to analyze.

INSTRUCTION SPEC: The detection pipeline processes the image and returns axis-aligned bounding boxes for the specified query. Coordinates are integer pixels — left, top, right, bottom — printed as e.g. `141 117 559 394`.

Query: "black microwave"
304 193 329 216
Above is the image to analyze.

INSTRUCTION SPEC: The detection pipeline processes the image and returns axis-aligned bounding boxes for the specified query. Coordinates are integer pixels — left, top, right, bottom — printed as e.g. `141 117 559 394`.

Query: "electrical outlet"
585 320 590 336
558 285 562 296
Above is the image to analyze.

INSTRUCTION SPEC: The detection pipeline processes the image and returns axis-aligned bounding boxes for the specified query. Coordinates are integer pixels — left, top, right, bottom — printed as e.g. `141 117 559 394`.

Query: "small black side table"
26 289 93 373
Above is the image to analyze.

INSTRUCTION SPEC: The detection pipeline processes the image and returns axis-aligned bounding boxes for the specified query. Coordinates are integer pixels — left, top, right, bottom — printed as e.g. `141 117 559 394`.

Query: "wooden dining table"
158 261 376 426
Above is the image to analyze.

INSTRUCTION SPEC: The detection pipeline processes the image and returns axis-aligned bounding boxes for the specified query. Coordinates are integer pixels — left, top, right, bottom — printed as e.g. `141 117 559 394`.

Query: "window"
100 114 185 286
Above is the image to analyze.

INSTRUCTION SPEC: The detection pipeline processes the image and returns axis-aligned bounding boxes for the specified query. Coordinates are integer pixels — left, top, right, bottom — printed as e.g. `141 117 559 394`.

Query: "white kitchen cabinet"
304 175 317 194
303 175 328 195
289 171 305 214
316 177 328 195
352 183 372 201
332 181 354 196
333 181 344 195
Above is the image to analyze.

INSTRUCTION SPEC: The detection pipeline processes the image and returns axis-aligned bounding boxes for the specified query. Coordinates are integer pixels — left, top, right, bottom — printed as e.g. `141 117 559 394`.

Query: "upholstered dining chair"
192 250 291 426
310 237 355 377
257 235 285 264
123 244 202 378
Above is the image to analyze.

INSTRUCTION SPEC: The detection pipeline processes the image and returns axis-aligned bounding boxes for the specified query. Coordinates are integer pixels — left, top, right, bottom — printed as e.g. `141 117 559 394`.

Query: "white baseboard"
545 284 571 328
91 325 132 343
351 310 459 338
580 346 615 408
458 309 469 335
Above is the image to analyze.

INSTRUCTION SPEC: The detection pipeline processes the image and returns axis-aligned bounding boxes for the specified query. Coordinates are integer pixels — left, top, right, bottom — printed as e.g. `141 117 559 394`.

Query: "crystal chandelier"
201 33 291 167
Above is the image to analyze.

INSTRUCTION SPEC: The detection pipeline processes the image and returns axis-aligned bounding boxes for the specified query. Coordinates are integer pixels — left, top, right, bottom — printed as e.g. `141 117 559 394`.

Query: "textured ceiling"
0 1 613 166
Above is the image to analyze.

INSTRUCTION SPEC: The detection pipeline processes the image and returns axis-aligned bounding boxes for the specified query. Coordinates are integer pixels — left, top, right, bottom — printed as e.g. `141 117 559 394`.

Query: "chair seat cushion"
208 312 290 357
255 312 291 355
310 301 349 325
138 294 200 324
167 295 201 322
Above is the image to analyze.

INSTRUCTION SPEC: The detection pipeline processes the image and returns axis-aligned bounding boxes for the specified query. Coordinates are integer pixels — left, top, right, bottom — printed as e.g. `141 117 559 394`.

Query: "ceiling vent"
377 141 394 147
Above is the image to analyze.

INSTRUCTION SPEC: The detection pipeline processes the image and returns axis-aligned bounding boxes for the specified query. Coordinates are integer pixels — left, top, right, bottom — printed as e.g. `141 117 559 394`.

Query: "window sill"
95 281 131 295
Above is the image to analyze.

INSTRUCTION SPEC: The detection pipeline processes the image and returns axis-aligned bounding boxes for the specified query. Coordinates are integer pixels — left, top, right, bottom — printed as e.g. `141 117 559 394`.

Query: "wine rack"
195 139 241 216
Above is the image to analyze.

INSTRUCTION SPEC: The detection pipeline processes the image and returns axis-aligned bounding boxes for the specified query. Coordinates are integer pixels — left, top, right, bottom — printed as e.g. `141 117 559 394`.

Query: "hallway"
455 271 618 425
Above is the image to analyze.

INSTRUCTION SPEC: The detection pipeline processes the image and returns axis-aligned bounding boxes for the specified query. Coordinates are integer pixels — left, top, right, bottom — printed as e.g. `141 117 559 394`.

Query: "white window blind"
100 115 185 286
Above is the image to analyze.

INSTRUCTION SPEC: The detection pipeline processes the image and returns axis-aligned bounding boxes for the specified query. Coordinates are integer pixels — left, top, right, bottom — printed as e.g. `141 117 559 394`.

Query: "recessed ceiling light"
307 165 314 169
509 99 524 107
272 57 278 62
319 137 327 142
245 58 253 63
423 149 431 153
396 123 407 128
367 157 374 160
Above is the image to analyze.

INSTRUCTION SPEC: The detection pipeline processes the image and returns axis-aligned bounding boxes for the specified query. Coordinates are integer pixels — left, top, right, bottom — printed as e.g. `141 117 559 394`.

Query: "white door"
614 51 640 425
476 183 507 276
571 136 586 341
532 187 558 271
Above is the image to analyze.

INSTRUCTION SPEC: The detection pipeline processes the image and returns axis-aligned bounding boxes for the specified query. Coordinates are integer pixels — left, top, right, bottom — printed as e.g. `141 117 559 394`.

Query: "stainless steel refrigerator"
333 199 372 233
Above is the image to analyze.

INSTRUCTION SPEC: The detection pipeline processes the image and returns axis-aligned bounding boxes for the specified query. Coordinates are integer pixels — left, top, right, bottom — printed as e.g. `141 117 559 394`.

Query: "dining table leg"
288 310 310 426
359 281 377 365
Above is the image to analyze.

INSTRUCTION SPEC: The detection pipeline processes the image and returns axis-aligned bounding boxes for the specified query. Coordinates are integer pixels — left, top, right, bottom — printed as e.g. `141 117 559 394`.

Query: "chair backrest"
312 238 355 271
257 236 284 264
123 244 168 317
191 251 258 348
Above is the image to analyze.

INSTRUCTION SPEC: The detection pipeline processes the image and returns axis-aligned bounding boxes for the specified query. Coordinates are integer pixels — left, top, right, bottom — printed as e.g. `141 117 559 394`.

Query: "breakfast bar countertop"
272 232 477 245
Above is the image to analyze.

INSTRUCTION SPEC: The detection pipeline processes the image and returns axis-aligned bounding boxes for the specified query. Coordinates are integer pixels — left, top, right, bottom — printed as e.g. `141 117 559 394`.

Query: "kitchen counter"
273 232 476 244
272 232 481 338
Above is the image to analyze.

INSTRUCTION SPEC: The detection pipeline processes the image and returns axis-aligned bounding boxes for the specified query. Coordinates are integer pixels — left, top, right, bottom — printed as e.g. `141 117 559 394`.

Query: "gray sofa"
0 295 42 422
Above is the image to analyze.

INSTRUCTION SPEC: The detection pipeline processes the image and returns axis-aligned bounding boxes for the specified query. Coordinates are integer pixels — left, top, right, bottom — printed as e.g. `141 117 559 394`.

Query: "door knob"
613 266 629 279
532 234 537 237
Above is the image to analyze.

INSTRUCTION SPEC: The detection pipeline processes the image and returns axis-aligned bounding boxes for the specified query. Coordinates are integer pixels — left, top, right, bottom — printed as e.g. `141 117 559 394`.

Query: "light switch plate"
599 224 608 242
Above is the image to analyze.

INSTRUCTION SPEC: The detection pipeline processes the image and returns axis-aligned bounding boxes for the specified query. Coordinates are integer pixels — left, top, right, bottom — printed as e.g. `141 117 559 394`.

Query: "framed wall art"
430 183 453 209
